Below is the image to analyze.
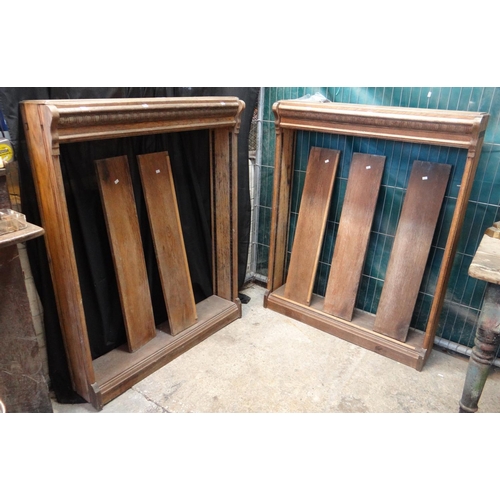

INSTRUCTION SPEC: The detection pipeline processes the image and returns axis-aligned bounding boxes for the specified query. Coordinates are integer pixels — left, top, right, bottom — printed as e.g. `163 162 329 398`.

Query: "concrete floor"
51 283 500 413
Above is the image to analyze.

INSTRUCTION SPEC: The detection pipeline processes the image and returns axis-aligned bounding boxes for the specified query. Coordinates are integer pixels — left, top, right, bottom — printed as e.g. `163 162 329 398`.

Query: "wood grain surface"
323 153 385 320
95 155 156 352
284 147 340 305
138 151 197 335
468 232 500 285
373 160 451 341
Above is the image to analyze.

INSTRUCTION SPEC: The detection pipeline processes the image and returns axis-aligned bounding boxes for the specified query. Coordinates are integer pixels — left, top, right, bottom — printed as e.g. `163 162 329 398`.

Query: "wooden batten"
266 101 489 370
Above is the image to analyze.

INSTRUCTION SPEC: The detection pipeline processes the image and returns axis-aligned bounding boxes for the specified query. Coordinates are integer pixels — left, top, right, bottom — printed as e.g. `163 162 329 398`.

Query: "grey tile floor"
51 283 500 413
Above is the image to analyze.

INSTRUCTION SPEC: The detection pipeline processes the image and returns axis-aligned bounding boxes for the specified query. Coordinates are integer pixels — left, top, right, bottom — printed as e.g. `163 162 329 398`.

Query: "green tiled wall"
254 87 500 349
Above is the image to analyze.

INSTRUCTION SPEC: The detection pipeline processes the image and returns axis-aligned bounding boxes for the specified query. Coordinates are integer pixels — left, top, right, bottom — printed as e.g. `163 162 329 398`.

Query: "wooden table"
459 222 500 413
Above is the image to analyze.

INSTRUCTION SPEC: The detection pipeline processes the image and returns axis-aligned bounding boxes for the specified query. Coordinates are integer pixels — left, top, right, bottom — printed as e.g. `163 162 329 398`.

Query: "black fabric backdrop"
0 87 259 403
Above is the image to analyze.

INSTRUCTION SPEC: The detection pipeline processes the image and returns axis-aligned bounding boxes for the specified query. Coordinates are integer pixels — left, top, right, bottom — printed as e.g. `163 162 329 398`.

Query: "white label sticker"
427 91 432 98
114 179 119 184
156 169 161 174
422 176 428 180
366 165 371 169
325 159 330 163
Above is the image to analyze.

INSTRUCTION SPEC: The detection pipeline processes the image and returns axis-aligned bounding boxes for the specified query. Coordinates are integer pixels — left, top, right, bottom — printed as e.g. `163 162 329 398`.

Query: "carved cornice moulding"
20 95 244 409
266 99 491 370
272 101 489 153
22 97 245 148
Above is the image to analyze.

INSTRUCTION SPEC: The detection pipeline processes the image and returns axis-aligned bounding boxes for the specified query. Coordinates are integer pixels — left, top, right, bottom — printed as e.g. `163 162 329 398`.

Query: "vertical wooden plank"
323 153 385 320
267 128 295 293
211 128 237 301
373 160 451 342
424 136 485 352
137 151 197 335
283 147 340 305
95 155 156 352
230 130 239 301
21 103 99 407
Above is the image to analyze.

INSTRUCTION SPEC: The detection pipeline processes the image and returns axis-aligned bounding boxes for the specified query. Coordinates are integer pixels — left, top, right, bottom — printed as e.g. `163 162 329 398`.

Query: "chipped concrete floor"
51 283 500 413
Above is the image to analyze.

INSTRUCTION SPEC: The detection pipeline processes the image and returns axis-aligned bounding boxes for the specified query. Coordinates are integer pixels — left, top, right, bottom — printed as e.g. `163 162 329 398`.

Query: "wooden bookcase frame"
264 100 489 370
21 97 245 409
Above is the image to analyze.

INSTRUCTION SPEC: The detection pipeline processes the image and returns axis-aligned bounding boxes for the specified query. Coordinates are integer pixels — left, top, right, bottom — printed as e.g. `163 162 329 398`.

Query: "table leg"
459 283 500 413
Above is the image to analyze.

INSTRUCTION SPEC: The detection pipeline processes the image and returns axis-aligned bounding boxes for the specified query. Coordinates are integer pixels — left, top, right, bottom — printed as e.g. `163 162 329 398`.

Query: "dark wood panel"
137 151 197 336
373 160 451 342
323 153 385 320
284 147 340 305
95 156 156 352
